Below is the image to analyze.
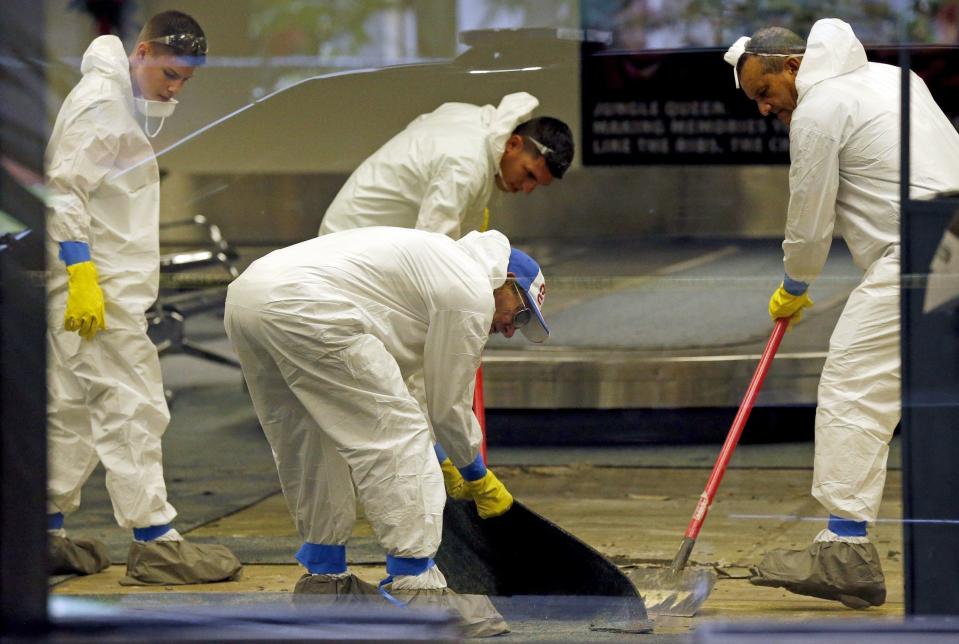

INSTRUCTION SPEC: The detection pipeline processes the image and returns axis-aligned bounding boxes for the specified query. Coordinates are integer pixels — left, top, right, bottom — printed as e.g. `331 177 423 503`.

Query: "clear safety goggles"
148 33 208 57
732 50 803 88
526 136 570 176
511 282 532 328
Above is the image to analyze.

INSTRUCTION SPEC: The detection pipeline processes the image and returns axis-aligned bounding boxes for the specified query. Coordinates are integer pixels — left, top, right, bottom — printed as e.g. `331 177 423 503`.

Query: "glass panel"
15 0 959 637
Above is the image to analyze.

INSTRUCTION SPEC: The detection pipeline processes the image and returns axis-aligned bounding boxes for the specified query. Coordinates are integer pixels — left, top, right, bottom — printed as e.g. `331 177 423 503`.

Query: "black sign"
582 46 959 166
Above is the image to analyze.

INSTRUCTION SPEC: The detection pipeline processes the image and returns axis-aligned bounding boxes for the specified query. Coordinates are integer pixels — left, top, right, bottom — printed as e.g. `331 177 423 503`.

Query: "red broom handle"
473 366 487 464
684 317 789 541
474 208 491 465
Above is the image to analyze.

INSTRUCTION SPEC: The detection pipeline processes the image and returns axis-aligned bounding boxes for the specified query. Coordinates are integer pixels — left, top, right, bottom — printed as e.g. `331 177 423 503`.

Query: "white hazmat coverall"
45 36 176 529
224 227 507 560
785 19 959 523
317 92 539 239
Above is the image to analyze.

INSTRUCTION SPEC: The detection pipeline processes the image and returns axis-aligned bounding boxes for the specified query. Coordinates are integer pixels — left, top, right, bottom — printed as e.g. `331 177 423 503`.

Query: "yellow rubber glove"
64 261 106 340
768 282 813 330
440 458 472 501
463 469 513 519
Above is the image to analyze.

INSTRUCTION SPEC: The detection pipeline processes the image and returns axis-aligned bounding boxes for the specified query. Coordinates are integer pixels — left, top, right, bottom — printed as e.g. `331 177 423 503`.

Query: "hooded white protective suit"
45 35 175 529
317 92 539 239
786 20 959 523
224 227 509 558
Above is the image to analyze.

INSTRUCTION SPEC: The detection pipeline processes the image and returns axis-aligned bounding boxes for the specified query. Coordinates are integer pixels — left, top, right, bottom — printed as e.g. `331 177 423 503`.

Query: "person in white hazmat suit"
318 93 572 504
724 19 959 608
45 11 241 585
224 226 549 636
317 92 574 239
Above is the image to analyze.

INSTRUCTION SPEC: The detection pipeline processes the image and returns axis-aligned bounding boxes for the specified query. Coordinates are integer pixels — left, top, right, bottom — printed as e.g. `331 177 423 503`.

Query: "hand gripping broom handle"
670 317 790 574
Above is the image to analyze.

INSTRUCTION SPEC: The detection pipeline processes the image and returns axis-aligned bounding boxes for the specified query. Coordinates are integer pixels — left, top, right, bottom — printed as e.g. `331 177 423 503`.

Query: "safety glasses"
526 136 570 176
148 33 208 57
526 136 552 157
511 282 532 328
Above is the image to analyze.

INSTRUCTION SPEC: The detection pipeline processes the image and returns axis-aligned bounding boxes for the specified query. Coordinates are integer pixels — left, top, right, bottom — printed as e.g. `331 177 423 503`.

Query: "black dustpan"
436 498 650 633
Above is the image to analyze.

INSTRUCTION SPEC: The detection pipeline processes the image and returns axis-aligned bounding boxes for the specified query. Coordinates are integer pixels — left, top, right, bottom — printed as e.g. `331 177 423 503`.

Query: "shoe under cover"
750 540 886 609
120 539 243 585
49 534 111 575
384 585 509 638
293 572 382 602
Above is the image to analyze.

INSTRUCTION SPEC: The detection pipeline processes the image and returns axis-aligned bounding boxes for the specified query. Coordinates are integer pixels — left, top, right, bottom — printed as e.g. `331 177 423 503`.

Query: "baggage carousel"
481 237 859 411
157 234 861 443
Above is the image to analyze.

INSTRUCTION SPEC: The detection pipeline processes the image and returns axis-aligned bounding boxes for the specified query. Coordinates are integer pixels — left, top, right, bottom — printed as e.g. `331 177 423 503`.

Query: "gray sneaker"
49 534 110 575
383 585 509 638
120 539 243 585
750 541 886 609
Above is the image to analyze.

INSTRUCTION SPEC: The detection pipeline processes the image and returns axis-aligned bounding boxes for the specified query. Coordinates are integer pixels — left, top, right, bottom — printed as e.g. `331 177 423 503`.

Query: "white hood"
46 34 161 329
320 92 539 239
456 229 510 289
796 19 868 101
482 92 539 172
79 35 132 92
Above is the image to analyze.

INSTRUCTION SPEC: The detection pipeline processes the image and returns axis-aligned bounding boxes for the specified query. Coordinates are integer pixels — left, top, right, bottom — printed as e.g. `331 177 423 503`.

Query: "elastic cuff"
58 241 91 266
133 523 173 542
295 543 347 574
385 554 434 577
828 514 867 537
458 453 487 482
782 274 809 296
433 443 448 463
48 512 64 531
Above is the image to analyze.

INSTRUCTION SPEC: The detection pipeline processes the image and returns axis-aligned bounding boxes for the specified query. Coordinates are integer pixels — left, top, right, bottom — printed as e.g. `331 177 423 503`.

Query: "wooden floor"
53 464 904 632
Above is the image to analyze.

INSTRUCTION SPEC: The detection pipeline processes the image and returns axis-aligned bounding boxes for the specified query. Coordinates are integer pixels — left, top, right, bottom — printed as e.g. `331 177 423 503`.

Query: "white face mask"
134 97 178 138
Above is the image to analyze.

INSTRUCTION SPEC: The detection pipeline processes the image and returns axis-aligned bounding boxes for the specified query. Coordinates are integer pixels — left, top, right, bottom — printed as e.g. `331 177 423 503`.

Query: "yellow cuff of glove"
463 468 513 519
64 261 106 341
440 458 472 501
768 282 813 330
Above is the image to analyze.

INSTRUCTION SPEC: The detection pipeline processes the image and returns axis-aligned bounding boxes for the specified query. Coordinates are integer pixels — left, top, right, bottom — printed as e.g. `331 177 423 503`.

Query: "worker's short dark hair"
138 11 207 65
512 117 574 179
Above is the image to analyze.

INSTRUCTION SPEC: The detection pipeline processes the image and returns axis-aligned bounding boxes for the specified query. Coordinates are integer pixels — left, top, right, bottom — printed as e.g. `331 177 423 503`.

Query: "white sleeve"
415 157 488 239
404 369 435 439
782 125 841 285
45 100 121 244
423 307 489 467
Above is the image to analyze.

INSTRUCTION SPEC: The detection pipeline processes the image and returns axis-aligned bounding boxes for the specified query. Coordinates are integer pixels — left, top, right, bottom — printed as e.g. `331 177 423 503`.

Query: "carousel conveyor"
159 236 860 414
482 237 860 410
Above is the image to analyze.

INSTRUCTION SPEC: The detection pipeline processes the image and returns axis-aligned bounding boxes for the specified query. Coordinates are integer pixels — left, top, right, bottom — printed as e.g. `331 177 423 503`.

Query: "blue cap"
507 248 549 343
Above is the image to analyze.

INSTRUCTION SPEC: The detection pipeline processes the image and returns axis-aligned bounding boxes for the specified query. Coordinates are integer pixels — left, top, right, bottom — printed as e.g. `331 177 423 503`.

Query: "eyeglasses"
148 34 208 57
511 282 532 328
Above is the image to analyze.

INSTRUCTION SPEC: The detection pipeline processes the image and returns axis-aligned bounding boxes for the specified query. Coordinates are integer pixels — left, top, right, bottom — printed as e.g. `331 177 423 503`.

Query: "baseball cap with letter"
507 248 549 343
